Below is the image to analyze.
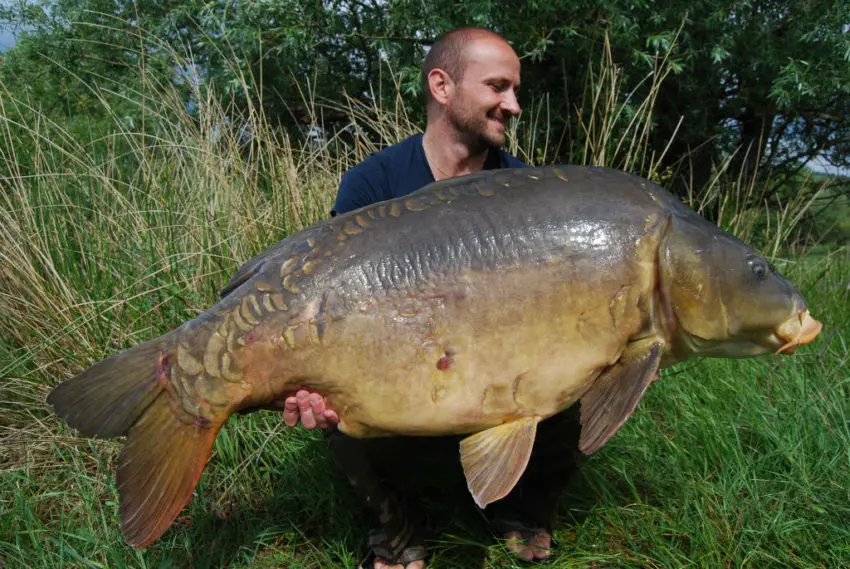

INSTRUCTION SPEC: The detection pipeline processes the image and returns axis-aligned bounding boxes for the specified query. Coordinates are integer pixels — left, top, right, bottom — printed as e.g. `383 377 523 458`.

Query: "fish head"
660 218 822 358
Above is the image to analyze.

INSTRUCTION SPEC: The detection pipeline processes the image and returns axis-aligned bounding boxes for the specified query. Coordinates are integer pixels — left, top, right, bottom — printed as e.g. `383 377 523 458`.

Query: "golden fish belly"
308 261 647 437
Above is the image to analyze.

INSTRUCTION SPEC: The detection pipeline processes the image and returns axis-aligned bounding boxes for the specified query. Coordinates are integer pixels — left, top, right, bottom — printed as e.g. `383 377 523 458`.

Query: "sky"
0 28 15 51
809 156 849 178
0 0 23 51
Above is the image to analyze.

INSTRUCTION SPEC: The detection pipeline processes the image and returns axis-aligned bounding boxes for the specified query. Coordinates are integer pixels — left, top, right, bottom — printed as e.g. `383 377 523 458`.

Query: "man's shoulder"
353 134 423 171
333 134 426 215
496 148 528 169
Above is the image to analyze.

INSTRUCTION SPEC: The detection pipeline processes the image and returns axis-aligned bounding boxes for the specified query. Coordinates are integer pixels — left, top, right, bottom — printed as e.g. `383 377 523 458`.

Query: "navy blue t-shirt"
332 133 528 216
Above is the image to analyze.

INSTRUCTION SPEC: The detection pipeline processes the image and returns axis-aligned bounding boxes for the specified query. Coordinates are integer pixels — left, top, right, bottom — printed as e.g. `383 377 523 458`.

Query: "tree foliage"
2 0 848 196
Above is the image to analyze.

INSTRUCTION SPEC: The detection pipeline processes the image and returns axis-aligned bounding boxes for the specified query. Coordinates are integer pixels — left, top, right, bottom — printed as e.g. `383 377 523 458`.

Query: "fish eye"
748 258 768 280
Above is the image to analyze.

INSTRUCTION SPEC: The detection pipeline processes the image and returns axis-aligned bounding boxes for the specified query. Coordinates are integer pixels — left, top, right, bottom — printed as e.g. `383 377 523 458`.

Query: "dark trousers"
325 405 583 560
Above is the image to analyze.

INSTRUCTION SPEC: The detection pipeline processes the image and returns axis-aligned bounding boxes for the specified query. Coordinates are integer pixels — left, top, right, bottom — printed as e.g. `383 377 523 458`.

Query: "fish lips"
774 310 823 355
678 310 822 358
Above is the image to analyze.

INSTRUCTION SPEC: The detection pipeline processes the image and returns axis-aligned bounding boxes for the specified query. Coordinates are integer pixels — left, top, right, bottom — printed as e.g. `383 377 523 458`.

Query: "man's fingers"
280 390 337 430
283 396 299 427
309 393 326 414
310 394 330 429
315 409 339 430
304 392 337 429
297 390 317 429
324 409 340 425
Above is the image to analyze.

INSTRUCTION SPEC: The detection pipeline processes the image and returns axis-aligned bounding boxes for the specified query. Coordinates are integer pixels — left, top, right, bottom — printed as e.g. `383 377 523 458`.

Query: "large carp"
48 166 821 549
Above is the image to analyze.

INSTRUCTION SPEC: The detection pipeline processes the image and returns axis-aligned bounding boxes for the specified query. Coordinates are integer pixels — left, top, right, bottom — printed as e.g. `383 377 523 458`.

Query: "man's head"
421 28 521 151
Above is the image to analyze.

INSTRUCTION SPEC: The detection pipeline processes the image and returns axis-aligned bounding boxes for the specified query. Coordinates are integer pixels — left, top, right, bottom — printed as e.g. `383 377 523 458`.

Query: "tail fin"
47 338 171 437
47 337 223 549
118 395 222 548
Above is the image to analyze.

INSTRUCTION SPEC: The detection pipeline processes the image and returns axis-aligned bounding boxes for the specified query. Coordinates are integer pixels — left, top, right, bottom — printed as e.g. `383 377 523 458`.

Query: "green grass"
1 30 849 568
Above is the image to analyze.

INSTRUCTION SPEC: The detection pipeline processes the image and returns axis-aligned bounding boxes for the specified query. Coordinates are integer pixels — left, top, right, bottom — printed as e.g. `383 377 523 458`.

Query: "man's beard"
449 105 507 152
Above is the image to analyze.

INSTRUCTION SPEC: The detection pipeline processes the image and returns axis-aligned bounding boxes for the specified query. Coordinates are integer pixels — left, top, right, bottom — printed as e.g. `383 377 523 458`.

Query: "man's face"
447 38 521 150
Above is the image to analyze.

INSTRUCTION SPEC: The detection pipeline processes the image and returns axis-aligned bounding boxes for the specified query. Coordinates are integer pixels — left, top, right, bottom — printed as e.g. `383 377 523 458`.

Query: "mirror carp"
48 165 822 549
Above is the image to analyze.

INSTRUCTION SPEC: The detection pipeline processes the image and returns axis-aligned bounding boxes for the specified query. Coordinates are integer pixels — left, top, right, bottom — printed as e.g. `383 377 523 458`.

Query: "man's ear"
427 68 454 106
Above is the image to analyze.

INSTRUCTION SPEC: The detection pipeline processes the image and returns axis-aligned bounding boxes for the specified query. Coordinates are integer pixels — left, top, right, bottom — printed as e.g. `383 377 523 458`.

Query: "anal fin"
459 416 540 508
579 339 663 455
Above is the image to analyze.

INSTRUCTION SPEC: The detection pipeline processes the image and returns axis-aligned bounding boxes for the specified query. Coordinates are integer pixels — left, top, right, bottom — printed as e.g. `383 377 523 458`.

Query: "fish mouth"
774 310 823 355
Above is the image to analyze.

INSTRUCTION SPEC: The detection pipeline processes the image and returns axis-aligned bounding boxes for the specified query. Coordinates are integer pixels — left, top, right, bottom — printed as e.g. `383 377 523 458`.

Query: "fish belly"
314 263 643 438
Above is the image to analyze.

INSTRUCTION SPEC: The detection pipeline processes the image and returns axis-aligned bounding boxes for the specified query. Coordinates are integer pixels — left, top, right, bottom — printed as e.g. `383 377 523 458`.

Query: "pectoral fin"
459 416 540 508
579 340 663 455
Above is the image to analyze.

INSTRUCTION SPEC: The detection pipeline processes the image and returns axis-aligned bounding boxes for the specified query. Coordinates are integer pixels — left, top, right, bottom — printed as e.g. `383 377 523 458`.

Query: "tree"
2 0 848 203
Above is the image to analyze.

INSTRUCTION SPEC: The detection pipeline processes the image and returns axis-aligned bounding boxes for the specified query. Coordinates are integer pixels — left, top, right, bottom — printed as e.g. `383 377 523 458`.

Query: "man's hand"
280 389 339 430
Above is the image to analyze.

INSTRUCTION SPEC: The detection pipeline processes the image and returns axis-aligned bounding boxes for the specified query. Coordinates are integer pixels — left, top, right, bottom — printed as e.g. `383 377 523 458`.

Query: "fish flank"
343 220 363 235
405 197 429 212
173 368 195 406
231 308 252 331
282 327 296 349
270 293 288 310
282 275 300 294
220 352 243 382
247 295 263 318
279 257 296 276
239 297 259 325
202 331 224 377
176 344 202 376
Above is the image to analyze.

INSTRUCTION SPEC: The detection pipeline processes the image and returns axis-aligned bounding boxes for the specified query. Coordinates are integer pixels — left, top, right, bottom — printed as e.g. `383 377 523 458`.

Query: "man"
330 27 525 211
280 28 582 569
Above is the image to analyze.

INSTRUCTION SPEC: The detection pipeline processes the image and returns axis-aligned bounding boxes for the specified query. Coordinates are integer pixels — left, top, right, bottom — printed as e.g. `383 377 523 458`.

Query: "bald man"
281 29 582 569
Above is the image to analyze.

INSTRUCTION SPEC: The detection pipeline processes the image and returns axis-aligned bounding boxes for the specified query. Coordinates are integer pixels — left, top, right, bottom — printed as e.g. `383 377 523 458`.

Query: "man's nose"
501 90 521 116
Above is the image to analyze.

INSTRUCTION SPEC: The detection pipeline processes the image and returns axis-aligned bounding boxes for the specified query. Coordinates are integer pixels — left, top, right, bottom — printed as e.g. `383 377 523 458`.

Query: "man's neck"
422 127 490 181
